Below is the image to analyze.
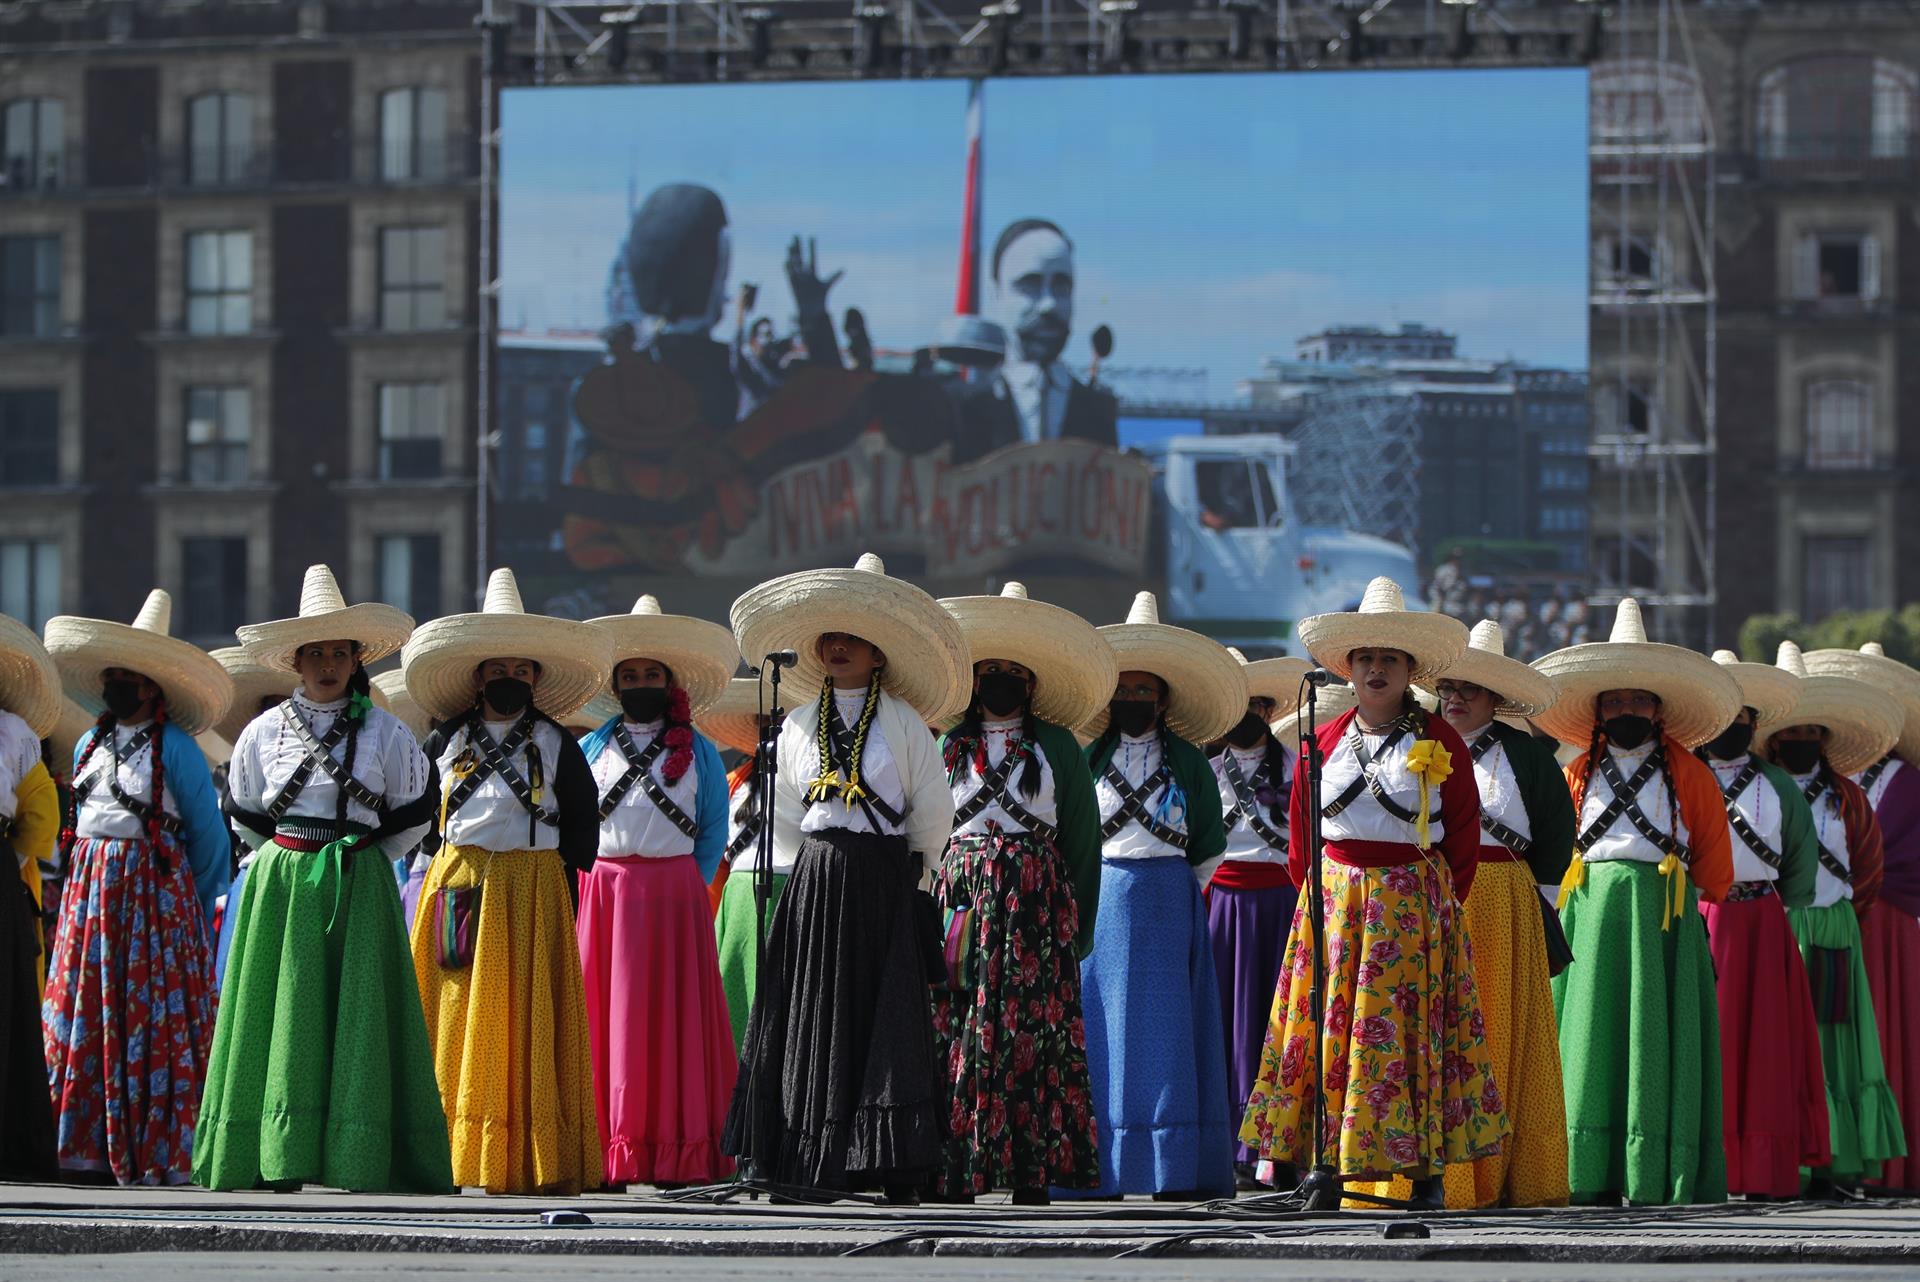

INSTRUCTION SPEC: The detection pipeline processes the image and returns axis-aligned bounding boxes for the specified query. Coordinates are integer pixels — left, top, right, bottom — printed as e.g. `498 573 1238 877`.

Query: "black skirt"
0 851 56 1180
723 828 943 1189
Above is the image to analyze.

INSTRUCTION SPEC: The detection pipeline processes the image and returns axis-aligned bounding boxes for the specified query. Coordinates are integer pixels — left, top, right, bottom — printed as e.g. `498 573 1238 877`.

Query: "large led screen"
497 71 1588 651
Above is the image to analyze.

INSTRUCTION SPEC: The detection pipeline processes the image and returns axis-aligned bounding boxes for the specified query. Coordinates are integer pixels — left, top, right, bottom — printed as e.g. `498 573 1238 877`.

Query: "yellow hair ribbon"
1404 738 1453 851
1656 853 1686 931
1557 853 1585 909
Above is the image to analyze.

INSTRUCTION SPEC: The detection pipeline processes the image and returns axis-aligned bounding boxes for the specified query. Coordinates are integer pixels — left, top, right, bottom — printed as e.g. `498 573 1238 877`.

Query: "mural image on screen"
496 70 1588 654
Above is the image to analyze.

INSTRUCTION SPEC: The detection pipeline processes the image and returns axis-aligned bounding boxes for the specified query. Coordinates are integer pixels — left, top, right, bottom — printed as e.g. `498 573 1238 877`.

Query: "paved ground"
2 1182 1919 1277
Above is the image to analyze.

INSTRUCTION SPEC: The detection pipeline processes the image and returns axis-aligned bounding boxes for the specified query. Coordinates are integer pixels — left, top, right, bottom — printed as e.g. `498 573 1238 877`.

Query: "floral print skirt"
1240 856 1508 1178
932 827 1099 1196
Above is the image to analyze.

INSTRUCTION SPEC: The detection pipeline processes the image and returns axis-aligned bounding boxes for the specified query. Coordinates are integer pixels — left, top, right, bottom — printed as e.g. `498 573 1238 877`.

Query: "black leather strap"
608 724 700 840
803 696 905 828
272 700 388 820
1718 759 1783 871
442 712 561 830
1860 754 1895 797
1222 750 1287 853
1099 759 1187 849
1470 733 1532 854
1577 746 1689 862
954 743 1059 845
1321 718 1415 821
1800 771 1852 884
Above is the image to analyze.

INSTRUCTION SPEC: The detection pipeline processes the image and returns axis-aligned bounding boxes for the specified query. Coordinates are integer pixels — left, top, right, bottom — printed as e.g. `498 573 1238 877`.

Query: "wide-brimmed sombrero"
371 669 432 741
1758 641 1901 777
561 691 624 734
1804 642 1920 766
1296 577 1468 683
1079 592 1246 744
1273 680 1358 743
730 553 970 723
1417 620 1558 719
1530 598 1741 750
211 646 393 746
1227 647 1311 721
588 594 741 719
1709 648 1800 726
0 611 62 739
236 564 414 674
940 582 1116 730
43 589 234 736
401 568 614 722
696 675 778 755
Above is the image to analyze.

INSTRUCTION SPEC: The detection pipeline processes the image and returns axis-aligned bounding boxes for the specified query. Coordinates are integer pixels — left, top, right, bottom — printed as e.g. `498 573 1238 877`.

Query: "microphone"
762 650 799 669
1304 668 1335 686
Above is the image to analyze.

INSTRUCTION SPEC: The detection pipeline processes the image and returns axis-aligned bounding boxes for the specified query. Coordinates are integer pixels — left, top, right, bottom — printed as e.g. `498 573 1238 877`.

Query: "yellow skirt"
410 845 604 1195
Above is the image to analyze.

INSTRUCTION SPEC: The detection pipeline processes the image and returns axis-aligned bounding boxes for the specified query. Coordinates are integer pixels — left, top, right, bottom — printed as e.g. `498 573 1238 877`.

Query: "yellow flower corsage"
1405 738 1453 850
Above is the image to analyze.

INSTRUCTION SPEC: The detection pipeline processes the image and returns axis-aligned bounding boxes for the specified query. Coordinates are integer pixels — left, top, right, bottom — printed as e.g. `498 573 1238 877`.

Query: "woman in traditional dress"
576 594 738 1189
1805 642 1920 1192
1757 642 1906 1193
1207 647 1308 1188
1696 649 1828 1199
699 675 790 1054
1070 590 1240 1200
41 590 233 1184
1411 620 1573 1208
1240 578 1503 1209
194 566 451 1192
724 554 965 1203
403 568 611 1196
1532 599 1741 1206
0 612 62 1179
931 582 1110 1205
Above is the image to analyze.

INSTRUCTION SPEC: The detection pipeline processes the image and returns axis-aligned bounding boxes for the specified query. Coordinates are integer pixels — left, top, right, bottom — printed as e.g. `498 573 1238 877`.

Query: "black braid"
335 657 370 837
1656 726 1682 857
1018 703 1041 800
1260 724 1290 825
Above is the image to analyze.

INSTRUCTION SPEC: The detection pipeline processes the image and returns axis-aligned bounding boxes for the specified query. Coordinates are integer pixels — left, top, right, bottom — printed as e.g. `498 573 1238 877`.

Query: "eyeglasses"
1433 680 1488 702
1598 692 1659 716
1114 682 1164 701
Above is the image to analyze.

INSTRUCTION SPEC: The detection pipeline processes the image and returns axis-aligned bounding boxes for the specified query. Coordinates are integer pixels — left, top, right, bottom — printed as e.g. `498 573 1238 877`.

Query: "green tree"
1738 612 1802 663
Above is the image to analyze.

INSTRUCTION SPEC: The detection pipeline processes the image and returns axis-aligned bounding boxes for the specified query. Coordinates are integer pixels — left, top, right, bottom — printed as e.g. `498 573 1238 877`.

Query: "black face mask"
976 672 1029 720
1109 699 1159 738
1776 739 1824 776
1703 722 1754 761
483 677 533 717
1225 711 1270 751
620 687 668 723
1603 714 1655 751
102 678 146 722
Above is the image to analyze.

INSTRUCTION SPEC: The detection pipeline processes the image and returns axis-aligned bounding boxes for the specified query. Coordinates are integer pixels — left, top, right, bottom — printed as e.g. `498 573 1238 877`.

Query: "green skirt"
714 868 789 1060
192 839 454 1193
1786 901 1907 1182
1552 859 1726 1205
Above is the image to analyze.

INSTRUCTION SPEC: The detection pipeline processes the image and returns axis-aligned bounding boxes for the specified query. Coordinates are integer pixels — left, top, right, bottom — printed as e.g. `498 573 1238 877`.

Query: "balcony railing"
1734 135 1918 183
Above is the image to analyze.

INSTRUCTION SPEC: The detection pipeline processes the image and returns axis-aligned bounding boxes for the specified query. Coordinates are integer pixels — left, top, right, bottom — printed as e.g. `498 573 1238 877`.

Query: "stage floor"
3 1183 1920 1277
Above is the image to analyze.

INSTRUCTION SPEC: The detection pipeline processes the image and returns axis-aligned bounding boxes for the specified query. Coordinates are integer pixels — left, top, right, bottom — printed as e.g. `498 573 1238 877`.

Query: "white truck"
1150 434 1423 655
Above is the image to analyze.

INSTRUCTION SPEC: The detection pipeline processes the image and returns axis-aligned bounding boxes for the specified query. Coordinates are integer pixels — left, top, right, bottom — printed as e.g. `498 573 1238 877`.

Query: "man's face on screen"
997 228 1074 365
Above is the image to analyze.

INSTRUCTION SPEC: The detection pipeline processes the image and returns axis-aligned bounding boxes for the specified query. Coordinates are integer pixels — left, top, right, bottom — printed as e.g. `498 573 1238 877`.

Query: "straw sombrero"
211 646 393 746
730 553 970 723
697 675 775 755
371 669 433 741
1804 642 1920 765
1273 680 1358 743
1709 649 1800 726
1296 577 1468 683
236 564 414 674
588 594 741 719
1530 599 1741 750
1079 592 1246 745
43 589 234 736
50 695 99 778
561 691 623 735
401 568 614 722
1227 647 1311 720
1417 620 1558 719
0 611 62 739
1757 641 1901 777
940 582 1116 730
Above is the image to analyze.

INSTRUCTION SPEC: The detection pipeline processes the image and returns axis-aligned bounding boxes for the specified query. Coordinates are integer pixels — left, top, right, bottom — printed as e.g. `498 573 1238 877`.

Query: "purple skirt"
1207 878 1298 1166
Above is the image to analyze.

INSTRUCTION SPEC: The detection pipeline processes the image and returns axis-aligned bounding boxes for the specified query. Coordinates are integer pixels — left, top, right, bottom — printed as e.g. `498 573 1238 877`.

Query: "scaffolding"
1288 382 1424 554
1587 0 1717 645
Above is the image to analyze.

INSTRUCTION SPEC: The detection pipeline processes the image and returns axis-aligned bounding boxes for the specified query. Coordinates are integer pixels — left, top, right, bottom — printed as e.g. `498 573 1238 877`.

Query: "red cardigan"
1287 707 1482 900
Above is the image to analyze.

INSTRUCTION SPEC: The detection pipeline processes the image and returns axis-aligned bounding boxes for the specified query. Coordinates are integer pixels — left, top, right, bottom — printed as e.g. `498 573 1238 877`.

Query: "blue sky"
501 70 1588 399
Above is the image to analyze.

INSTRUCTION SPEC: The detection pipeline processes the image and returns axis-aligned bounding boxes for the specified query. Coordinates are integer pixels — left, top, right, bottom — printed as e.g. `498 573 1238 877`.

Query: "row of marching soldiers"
2 557 1919 1209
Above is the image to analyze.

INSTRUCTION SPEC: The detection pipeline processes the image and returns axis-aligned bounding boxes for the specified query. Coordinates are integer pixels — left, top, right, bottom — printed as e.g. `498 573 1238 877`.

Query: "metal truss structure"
1287 383 1423 553
1587 0 1717 644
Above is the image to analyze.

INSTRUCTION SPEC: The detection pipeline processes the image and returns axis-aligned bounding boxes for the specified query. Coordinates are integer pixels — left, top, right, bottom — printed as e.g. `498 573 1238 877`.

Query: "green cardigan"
1741 755 1820 909
941 717 1105 959
1484 720 1577 888
1084 729 1228 872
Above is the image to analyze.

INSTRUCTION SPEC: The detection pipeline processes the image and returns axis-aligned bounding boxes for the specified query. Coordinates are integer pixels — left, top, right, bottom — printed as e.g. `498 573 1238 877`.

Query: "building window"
1791 232 1881 301
0 538 59 630
185 92 254 186
377 382 444 479
377 533 442 621
1873 61 1918 158
180 536 248 639
1805 379 1873 469
379 87 448 182
1803 535 1872 621
1594 379 1657 437
2 97 64 191
1590 60 1708 146
184 385 252 484
0 389 58 485
1595 234 1663 289
0 235 60 337
378 226 446 330
1758 55 1918 162
185 230 253 334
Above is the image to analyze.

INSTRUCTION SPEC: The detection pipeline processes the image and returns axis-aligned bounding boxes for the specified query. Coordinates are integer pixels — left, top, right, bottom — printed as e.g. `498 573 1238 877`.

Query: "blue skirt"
1057 856 1235 1197
213 860 247 991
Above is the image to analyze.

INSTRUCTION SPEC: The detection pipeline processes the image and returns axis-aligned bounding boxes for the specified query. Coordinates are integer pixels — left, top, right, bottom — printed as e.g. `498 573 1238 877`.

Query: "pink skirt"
1862 903 1920 1191
577 854 737 1186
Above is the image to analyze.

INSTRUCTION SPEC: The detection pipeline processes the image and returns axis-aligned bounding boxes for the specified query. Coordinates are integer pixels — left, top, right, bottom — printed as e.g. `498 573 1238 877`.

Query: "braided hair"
805 670 883 805
333 651 371 836
1573 694 1681 855
58 708 116 860
144 693 170 855
952 685 1044 802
